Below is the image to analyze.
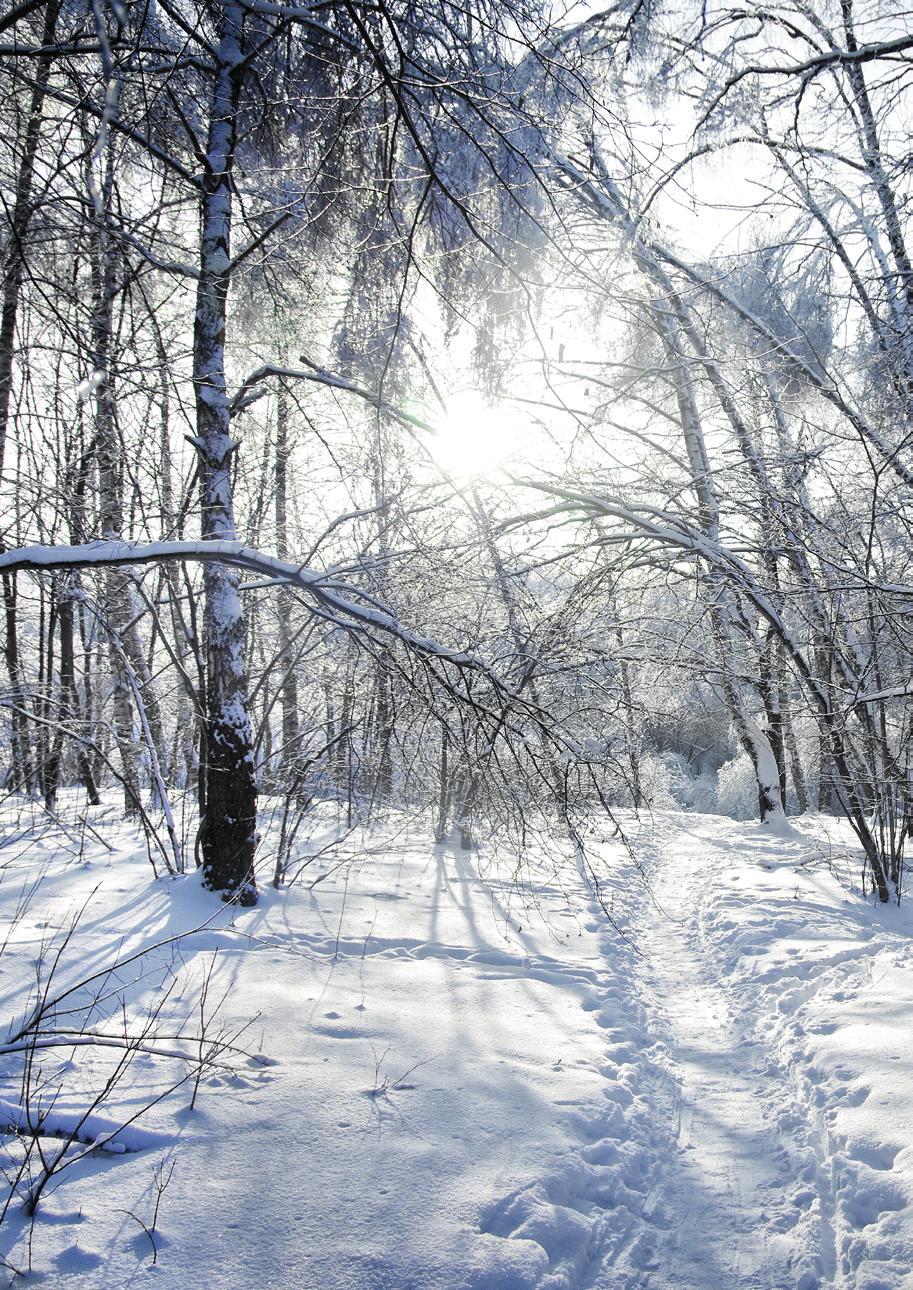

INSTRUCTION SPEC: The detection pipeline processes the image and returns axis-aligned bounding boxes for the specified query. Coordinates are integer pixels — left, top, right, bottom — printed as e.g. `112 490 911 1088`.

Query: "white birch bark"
190 0 258 903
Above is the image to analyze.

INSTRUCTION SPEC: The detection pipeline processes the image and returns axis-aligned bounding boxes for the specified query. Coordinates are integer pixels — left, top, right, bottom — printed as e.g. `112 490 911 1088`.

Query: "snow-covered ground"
632 814 913 1290
0 800 912 1288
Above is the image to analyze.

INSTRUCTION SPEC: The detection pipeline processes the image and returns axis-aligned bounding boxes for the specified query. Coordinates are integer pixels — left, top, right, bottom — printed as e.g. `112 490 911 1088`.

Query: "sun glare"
432 390 526 479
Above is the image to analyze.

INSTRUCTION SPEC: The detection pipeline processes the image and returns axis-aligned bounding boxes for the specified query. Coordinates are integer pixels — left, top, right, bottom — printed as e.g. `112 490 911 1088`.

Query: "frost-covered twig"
0 541 502 679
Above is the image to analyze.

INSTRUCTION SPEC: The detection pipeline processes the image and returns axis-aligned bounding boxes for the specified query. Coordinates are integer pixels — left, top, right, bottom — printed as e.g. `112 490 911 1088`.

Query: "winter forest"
1 0 913 1284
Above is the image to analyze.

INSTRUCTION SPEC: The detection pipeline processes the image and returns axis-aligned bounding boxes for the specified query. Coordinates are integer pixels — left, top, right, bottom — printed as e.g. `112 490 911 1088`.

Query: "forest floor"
0 799 911 1288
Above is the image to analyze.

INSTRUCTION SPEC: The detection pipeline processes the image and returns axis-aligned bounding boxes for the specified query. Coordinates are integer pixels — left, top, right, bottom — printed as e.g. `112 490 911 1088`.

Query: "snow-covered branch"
0 540 490 675
230 358 439 437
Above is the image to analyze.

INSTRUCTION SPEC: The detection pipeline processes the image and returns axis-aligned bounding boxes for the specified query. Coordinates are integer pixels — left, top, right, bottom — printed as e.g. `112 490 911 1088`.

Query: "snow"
0 541 497 675
1 800 912 1287
0 1099 171 1155
75 371 106 403
634 812 913 1288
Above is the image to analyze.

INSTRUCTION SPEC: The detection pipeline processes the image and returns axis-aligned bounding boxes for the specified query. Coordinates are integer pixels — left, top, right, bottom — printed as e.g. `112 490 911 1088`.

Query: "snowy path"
629 818 818 1289
3 804 912 1288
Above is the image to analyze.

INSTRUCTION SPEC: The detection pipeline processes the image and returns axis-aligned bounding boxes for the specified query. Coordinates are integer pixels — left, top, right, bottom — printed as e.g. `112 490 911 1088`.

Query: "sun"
431 390 527 479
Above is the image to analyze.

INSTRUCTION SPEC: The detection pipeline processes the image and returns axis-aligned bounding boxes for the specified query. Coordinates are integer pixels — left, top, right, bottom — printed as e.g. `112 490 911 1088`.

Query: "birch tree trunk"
88 142 142 816
274 374 299 775
191 0 258 904
0 0 60 792
58 578 101 805
655 305 786 820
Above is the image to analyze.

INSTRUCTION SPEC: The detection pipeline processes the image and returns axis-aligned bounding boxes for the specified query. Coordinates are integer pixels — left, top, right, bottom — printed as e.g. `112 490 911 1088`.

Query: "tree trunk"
3 570 32 792
0 0 60 794
191 0 257 904
274 375 299 774
434 722 451 843
58 581 101 804
656 304 786 820
0 0 59 471
758 629 787 809
85 109 156 816
779 663 808 814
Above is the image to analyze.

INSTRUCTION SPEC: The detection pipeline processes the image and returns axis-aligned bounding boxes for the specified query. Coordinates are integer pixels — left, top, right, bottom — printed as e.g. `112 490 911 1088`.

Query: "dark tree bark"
0 0 61 793
191 0 258 904
274 375 299 775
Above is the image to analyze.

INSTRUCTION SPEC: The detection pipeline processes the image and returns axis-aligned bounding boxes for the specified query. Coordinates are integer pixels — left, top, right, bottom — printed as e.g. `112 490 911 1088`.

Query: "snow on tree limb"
230 358 439 437
507 476 828 703
553 151 913 491
700 34 913 130
0 539 493 675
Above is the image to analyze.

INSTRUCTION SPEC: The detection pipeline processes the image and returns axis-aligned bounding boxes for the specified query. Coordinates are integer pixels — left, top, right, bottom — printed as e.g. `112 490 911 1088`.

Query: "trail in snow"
630 818 820 1290
4 803 911 1288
